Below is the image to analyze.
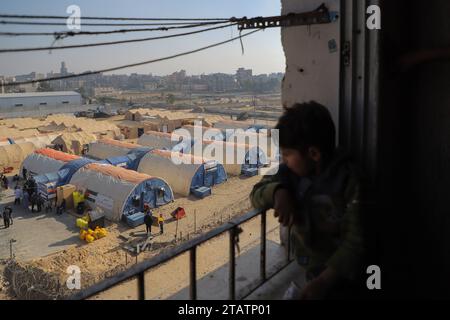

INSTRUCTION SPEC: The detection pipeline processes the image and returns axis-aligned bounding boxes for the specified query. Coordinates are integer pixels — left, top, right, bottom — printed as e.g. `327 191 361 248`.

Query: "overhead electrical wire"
0 21 231 38
0 22 238 53
1 29 261 87
0 20 233 27
0 13 231 21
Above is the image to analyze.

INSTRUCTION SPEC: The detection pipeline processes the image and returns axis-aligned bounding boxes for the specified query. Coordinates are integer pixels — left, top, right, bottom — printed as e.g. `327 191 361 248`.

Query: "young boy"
250 101 366 300
158 213 164 235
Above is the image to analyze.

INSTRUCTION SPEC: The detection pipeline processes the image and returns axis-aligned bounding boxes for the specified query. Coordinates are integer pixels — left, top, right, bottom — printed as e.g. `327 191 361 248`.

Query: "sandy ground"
0 174 265 299
91 210 283 300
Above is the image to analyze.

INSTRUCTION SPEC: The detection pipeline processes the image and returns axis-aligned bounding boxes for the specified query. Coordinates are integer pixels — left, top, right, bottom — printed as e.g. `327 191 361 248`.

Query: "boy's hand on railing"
273 188 297 227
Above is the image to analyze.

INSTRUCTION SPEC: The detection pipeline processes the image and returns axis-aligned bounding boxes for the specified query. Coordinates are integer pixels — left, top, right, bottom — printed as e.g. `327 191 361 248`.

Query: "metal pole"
189 247 197 300
9 239 16 259
137 272 145 300
260 211 266 282
229 227 236 300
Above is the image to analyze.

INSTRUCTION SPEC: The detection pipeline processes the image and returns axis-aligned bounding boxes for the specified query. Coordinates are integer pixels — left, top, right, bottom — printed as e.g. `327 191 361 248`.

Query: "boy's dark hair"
275 101 336 161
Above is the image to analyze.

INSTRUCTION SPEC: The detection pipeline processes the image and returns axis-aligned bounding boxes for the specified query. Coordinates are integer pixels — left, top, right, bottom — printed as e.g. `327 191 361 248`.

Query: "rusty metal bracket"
235 3 339 31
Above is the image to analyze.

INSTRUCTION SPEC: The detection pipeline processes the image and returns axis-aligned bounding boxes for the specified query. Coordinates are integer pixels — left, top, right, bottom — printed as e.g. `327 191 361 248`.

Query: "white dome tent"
137 130 194 153
190 140 268 176
86 138 141 160
69 163 174 222
20 148 80 178
182 125 275 157
137 149 227 197
180 125 226 142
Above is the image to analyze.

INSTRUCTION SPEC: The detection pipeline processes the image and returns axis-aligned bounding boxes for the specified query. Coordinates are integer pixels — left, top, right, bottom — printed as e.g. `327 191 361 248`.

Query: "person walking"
36 195 44 213
143 204 153 236
2 206 12 228
22 187 29 211
30 193 38 213
5 206 13 226
14 186 22 205
2 175 8 190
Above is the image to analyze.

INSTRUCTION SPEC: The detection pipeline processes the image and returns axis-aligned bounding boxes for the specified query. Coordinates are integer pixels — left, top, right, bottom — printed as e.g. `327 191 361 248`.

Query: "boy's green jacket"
250 150 365 281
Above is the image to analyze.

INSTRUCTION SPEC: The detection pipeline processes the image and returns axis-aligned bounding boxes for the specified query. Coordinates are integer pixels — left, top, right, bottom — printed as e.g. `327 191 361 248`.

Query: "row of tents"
0 132 98 170
22 148 174 222
16 123 275 223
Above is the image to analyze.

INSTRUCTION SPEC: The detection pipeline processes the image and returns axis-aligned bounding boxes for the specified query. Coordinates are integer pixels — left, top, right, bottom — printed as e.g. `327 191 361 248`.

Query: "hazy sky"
0 0 285 77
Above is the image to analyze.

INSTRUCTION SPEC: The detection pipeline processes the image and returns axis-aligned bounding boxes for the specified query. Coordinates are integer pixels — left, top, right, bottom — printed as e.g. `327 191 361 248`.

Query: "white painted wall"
281 0 340 130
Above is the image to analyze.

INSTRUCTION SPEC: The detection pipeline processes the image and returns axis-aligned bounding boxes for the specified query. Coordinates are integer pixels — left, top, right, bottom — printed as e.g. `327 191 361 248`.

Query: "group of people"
143 204 164 236
2 173 65 229
12 176 52 214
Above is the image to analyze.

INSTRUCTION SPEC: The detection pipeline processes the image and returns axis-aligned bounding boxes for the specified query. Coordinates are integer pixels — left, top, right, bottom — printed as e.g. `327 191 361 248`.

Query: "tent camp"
5 118 48 130
0 127 40 140
212 120 253 131
137 130 194 153
51 132 97 155
14 133 60 149
225 129 274 157
20 148 80 178
137 149 227 197
87 138 141 160
180 125 226 142
190 140 268 176
37 121 70 134
0 142 36 169
48 116 121 138
180 125 275 157
69 163 174 221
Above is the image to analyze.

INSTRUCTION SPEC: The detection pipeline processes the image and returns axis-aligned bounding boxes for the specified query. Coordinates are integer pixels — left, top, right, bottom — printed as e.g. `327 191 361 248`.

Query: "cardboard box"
56 184 76 209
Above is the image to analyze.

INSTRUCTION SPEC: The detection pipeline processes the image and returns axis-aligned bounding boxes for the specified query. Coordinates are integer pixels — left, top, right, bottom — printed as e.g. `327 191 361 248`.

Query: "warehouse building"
0 91 84 118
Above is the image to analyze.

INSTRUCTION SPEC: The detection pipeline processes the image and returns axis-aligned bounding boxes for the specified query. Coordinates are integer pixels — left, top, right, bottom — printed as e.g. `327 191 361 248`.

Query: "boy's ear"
308 146 322 163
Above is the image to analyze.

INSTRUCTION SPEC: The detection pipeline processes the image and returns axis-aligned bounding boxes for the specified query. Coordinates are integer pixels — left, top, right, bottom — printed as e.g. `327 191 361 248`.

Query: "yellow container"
79 230 87 240
73 191 85 209
85 234 95 243
76 218 88 229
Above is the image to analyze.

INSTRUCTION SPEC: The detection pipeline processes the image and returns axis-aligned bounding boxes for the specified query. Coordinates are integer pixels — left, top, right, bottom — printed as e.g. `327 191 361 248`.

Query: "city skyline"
5 61 284 79
0 0 285 77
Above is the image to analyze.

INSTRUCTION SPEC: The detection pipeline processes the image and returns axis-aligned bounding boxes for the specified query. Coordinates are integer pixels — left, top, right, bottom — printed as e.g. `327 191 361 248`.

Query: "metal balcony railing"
68 209 293 300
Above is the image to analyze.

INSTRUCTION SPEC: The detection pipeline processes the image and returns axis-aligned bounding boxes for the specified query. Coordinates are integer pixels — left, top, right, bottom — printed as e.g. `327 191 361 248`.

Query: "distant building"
60 62 68 76
236 68 253 83
143 82 158 91
93 87 118 97
0 91 83 117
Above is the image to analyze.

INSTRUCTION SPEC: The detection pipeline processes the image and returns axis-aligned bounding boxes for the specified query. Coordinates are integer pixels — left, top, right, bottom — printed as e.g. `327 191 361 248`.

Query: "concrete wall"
281 0 340 131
